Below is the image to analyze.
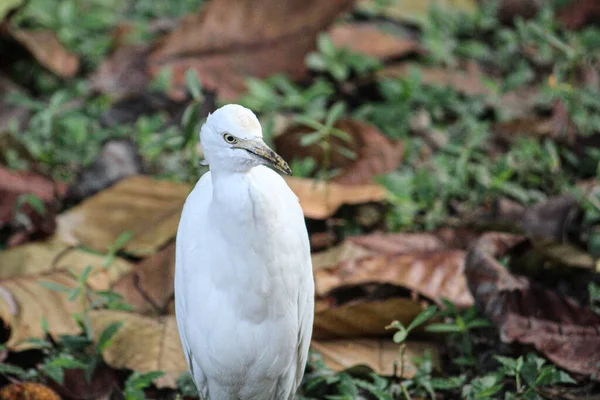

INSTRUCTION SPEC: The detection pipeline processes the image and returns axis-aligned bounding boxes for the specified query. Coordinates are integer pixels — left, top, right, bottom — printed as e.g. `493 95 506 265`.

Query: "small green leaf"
39 281 74 293
79 265 93 284
393 329 408 344
300 132 324 147
185 69 203 99
0 363 29 379
68 287 82 302
325 102 346 128
97 321 123 353
407 305 438 332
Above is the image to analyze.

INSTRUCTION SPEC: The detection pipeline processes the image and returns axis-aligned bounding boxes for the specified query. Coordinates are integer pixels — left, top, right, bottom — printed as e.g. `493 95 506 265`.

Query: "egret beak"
236 139 293 175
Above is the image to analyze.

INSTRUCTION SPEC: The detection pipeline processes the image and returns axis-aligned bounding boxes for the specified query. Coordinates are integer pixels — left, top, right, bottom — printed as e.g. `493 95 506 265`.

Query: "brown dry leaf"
112 244 176 314
0 167 65 227
465 232 600 379
314 296 427 339
0 240 132 349
312 228 478 270
147 0 354 100
379 62 493 98
315 252 474 308
357 0 477 25
557 0 600 30
311 339 439 378
276 119 404 185
90 45 150 99
9 28 79 78
328 23 423 60
0 382 61 400
90 310 186 388
285 177 387 219
56 175 191 257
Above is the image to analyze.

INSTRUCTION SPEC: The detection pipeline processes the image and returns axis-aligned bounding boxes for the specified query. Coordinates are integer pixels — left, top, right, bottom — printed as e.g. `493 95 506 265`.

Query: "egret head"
200 104 292 175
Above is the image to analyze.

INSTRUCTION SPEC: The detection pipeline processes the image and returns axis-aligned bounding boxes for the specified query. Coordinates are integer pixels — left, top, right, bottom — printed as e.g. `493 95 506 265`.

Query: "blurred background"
1 0 600 399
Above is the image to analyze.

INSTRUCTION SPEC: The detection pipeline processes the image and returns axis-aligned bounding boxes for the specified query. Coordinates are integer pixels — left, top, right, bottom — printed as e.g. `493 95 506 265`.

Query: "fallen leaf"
465 232 600 379
314 296 427 339
66 139 144 202
90 310 185 388
311 339 439 378
146 0 354 100
0 238 132 288
315 252 474 308
557 0 600 30
112 244 176 314
0 166 66 241
328 23 423 60
0 239 132 349
276 119 404 185
47 363 117 400
481 0 541 24
0 382 61 400
312 228 478 270
56 175 191 257
8 28 79 78
357 0 477 25
285 177 387 219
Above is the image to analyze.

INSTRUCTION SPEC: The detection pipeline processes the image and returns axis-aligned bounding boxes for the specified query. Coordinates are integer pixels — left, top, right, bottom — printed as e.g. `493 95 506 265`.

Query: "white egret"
175 104 315 400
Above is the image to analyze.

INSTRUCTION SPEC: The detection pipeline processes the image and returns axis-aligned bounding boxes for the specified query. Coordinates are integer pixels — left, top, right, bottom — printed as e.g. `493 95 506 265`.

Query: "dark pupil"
226 135 233 142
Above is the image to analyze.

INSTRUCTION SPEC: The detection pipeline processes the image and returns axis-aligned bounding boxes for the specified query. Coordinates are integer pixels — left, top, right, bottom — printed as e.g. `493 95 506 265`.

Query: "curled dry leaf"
112 243 176 315
465 232 600 379
276 119 404 185
57 175 190 257
0 239 132 349
312 230 476 339
311 339 439 378
315 252 473 308
90 310 185 388
328 23 423 60
147 0 354 100
8 28 79 78
314 296 427 339
0 382 61 400
285 177 387 220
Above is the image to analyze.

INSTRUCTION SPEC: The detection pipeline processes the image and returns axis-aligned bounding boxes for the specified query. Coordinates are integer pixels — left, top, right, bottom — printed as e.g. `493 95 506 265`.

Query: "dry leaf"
0 237 132 288
0 240 132 349
328 23 423 60
285 177 387 219
112 244 176 314
0 167 65 227
0 382 61 400
465 232 600 379
56 175 191 257
147 0 354 100
311 339 439 378
90 45 151 98
557 0 600 30
90 310 186 388
9 28 79 78
276 119 404 185
357 0 477 25
315 252 473 308
314 297 427 339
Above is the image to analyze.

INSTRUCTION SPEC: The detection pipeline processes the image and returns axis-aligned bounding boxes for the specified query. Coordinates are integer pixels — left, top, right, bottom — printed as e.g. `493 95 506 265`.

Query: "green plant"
293 101 356 180
306 33 381 82
386 305 438 399
124 371 166 400
426 303 492 369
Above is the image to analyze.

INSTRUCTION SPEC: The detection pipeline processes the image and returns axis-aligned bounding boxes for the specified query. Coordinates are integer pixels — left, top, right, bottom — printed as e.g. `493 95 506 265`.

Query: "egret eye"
223 133 238 144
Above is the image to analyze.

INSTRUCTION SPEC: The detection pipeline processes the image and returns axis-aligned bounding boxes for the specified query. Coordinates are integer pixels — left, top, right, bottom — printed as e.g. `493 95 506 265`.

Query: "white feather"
175 105 314 400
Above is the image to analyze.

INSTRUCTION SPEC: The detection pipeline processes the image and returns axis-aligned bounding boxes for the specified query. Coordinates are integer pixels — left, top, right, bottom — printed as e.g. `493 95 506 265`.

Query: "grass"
1 0 600 398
